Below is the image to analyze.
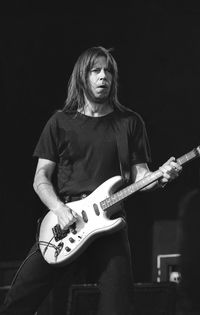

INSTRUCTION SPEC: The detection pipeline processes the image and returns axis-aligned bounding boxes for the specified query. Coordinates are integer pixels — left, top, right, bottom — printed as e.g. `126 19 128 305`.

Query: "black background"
1 1 200 282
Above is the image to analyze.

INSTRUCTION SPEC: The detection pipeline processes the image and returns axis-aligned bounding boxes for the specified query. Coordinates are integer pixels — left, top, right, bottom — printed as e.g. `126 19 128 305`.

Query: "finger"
159 165 172 174
72 210 78 218
170 163 182 174
64 206 76 220
159 166 175 180
172 162 182 171
164 156 176 165
61 221 68 230
163 172 171 180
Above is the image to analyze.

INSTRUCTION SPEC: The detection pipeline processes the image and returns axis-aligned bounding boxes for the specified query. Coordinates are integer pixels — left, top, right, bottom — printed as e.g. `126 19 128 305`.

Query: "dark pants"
0 227 134 315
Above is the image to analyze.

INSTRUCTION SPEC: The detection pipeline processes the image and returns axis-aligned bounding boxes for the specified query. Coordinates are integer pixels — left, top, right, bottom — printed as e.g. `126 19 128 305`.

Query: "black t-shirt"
33 109 151 197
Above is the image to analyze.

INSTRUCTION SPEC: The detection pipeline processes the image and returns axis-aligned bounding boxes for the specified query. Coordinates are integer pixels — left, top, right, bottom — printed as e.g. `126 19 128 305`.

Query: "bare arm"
132 157 182 191
33 158 77 229
33 158 61 209
131 163 156 191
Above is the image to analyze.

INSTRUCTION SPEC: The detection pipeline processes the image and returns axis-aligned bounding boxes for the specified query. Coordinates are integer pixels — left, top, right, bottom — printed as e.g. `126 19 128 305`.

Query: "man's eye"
92 68 100 73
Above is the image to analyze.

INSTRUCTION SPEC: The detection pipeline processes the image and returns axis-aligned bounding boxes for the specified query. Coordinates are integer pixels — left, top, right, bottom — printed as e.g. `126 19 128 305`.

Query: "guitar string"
9 249 39 289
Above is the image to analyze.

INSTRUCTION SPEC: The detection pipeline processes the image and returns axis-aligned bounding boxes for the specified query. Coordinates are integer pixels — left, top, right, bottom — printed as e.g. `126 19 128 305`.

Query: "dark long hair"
62 46 127 112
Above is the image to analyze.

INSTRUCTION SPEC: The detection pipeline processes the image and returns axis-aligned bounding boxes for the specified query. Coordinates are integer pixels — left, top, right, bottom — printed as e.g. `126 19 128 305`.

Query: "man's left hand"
159 157 182 186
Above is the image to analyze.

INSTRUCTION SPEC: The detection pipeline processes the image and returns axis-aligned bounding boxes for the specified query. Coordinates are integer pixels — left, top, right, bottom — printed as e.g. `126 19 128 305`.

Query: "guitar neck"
177 147 200 166
100 146 200 211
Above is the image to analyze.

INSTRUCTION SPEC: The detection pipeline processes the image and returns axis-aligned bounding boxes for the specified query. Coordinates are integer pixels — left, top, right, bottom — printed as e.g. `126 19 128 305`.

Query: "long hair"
62 46 127 112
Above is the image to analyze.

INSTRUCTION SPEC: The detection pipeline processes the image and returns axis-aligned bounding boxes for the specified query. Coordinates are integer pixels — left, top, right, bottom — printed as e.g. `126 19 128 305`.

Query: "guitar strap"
112 112 131 185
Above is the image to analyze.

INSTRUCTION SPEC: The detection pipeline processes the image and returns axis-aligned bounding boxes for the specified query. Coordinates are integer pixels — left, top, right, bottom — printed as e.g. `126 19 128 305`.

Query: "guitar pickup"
81 210 88 223
93 203 100 216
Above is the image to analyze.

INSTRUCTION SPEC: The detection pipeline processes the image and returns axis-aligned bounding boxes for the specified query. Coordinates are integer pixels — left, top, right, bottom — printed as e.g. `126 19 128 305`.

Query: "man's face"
86 56 113 103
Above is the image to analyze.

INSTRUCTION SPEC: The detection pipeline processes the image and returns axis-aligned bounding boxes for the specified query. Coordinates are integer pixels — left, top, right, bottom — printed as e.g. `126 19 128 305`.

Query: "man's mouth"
97 85 107 89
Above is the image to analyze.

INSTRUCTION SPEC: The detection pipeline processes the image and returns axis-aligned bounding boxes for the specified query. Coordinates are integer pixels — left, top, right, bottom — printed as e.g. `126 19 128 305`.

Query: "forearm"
132 164 165 192
141 156 182 191
133 158 181 193
33 158 77 229
33 175 63 213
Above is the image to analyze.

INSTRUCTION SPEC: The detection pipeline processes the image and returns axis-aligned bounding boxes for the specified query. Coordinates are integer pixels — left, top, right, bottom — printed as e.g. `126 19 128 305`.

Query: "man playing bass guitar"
0 46 182 315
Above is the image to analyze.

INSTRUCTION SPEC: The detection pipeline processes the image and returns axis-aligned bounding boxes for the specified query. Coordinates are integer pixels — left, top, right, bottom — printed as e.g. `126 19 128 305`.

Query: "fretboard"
100 146 200 211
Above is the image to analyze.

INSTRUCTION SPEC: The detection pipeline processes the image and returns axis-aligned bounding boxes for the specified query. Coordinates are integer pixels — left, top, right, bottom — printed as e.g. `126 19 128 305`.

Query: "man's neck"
78 101 113 117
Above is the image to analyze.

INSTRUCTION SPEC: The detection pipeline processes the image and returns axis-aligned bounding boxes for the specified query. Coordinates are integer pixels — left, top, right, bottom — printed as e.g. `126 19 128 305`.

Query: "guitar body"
39 175 126 266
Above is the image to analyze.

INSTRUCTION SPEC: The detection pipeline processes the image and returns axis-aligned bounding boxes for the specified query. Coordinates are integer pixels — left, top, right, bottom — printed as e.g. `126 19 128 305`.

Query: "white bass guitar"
39 146 200 266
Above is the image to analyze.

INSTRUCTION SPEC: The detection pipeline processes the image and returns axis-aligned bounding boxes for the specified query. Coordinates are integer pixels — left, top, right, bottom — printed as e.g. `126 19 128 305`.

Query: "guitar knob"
71 229 77 234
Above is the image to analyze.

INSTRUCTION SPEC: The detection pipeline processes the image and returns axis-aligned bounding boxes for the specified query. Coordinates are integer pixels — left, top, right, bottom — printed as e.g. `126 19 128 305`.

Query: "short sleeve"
129 113 151 165
33 114 59 162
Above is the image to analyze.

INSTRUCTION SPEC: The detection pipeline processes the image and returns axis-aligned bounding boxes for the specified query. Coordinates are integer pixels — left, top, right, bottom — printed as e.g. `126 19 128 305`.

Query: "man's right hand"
53 203 78 230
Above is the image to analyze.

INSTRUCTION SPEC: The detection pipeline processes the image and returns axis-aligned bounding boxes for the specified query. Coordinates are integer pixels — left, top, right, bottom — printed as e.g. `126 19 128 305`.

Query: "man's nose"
99 69 106 79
